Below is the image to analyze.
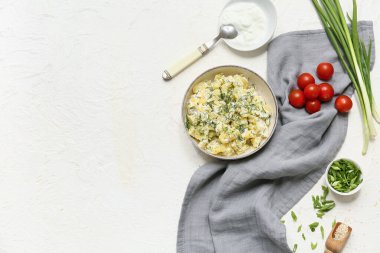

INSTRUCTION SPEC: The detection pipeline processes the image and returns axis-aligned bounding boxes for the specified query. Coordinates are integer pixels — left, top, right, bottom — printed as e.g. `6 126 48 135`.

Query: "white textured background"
0 0 379 252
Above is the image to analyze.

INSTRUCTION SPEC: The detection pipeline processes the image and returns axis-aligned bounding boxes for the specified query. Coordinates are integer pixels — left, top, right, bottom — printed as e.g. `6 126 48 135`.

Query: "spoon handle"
162 44 208 81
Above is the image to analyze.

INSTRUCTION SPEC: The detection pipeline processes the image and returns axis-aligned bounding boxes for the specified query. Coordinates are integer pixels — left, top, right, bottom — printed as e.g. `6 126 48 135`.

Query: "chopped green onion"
293 243 298 253
321 226 325 240
327 159 363 193
291 211 298 222
312 186 335 218
309 222 319 232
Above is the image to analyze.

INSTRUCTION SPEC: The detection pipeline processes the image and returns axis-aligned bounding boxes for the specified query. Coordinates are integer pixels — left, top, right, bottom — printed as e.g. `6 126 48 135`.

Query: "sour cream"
220 1 270 51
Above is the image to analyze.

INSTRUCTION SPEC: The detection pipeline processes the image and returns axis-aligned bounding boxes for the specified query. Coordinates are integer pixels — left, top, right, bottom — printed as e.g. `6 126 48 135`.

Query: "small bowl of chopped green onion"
325 158 364 196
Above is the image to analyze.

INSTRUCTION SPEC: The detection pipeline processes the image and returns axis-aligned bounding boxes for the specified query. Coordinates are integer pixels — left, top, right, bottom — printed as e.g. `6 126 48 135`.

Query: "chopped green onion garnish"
291 211 297 222
327 159 363 193
321 226 325 240
309 222 319 232
293 243 298 253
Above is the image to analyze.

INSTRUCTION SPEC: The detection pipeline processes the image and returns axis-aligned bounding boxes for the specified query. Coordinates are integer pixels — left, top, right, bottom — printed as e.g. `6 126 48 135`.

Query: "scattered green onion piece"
291 211 298 222
312 186 335 218
309 222 319 232
321 226 325 240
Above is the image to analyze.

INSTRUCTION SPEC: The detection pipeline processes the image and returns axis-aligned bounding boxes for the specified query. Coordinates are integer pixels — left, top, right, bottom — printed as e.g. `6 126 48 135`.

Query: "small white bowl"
218 0 277 52
325 158 364 196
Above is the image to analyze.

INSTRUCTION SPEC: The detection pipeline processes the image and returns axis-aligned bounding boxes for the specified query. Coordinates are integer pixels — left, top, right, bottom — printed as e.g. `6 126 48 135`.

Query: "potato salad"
186 74 272 156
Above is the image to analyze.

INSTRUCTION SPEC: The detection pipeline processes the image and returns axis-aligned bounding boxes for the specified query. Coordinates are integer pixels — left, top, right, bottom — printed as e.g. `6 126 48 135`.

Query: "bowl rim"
324 158 364 196
181 65 278 160
218 0 278 52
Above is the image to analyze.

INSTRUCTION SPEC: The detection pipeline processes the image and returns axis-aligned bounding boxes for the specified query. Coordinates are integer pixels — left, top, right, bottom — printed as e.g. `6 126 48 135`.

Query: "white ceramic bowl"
182 65 278 160
325 158 364 196
218 0 277 52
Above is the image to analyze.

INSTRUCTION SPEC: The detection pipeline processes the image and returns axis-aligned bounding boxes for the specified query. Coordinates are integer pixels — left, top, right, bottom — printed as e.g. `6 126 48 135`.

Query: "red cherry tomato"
317 62 334 81
297 73 315 90
335 95 353 113
304 83 320 100
289 89 306 108
306 99 321 114
318 83 335 102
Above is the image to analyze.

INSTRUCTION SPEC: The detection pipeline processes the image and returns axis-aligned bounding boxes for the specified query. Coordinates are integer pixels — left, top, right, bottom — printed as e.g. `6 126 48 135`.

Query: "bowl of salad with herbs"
325 158 364 196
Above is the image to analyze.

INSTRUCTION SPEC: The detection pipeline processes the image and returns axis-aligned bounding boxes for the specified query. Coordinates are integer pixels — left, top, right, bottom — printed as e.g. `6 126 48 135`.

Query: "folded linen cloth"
177 22 375 253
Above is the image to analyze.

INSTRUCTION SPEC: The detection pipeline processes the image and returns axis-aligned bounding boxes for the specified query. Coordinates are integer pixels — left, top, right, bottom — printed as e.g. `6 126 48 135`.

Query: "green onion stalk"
312 0 379 154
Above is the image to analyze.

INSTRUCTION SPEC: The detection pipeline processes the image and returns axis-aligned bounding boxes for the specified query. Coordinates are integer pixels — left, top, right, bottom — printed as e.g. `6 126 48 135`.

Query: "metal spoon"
162 24 238 81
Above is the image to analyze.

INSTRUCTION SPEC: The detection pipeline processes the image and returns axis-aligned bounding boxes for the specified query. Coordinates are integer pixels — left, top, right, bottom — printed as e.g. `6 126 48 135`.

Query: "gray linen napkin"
177 21 375 253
